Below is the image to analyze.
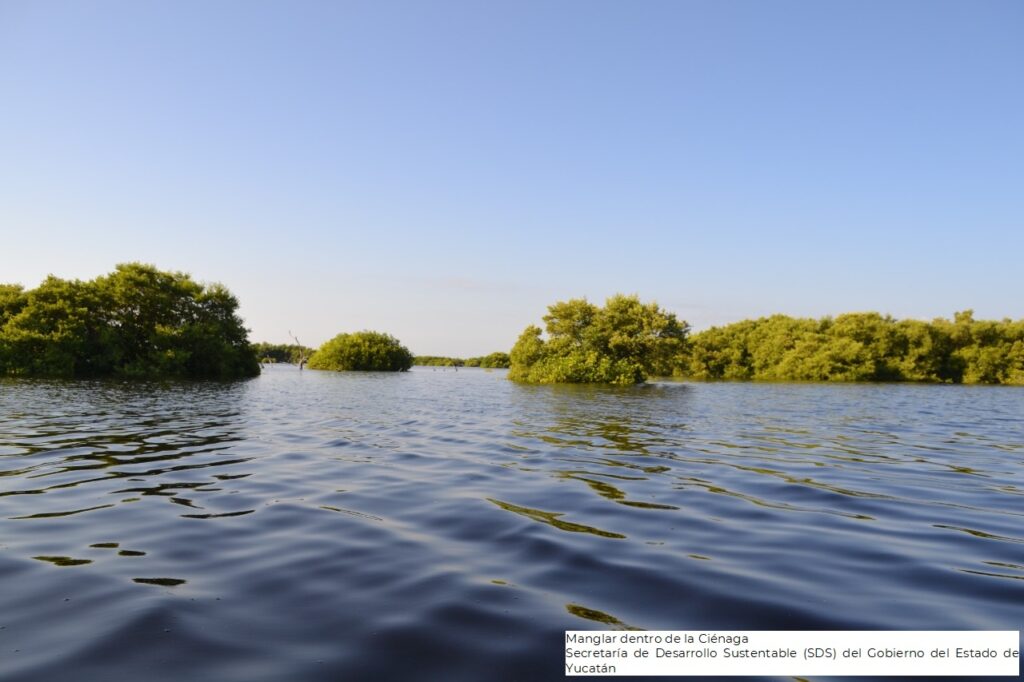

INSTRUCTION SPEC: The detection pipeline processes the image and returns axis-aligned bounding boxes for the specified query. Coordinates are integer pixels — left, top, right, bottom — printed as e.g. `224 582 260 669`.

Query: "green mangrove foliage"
509 295 688 384
415 352 511 368
308 331 413 372
464 352 511 368
414 355 463 367
252 342 314 364
0 263 260 379
684 311 1024 384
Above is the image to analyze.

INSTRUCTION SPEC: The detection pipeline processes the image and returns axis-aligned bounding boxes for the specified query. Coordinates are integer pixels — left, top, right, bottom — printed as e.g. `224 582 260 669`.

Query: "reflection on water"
33 555 92 567
565 603 640 630
1 369 1022 681
487 498 626 538
132 577 187 587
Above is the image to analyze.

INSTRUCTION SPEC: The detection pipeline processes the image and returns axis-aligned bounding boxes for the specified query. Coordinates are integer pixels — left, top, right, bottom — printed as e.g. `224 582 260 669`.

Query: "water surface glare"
1 366 1022 681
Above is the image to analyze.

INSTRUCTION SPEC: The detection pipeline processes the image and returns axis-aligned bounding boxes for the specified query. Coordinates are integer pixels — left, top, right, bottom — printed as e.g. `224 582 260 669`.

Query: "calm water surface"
1 366 1021 681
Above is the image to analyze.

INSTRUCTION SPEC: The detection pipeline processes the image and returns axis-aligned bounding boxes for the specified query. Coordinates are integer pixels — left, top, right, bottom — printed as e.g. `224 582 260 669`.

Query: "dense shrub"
509 295 688 384
0 263 260 379
684 311 1024 384
308 331 413 372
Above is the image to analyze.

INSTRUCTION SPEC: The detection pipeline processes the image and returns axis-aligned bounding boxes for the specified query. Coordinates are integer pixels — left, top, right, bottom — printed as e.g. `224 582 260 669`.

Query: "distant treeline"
0 263 259 379
5 265 1021 387
414 352 510 368
252 342 313 364
683 311 1024 385
507 295 1024 385
466 352 511 368
414 355 462 367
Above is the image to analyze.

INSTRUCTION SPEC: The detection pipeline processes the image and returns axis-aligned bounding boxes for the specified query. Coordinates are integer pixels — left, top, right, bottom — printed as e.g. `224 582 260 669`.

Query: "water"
1 366 1021 681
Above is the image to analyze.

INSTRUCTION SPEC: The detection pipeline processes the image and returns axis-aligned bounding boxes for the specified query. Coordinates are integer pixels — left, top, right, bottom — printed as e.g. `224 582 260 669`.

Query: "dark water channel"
1 366 1021 680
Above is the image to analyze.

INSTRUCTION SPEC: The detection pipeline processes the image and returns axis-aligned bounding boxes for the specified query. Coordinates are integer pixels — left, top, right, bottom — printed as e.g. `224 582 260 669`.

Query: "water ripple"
0 371 1021 680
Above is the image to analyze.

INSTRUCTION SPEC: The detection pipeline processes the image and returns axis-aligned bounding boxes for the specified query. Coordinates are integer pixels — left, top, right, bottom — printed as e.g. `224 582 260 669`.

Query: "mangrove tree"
509 295 688 384
0 263 260 379
308 331 414 372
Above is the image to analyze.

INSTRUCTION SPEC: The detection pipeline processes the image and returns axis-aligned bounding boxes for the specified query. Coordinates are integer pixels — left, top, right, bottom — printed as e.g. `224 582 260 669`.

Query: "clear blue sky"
1 1 1021 356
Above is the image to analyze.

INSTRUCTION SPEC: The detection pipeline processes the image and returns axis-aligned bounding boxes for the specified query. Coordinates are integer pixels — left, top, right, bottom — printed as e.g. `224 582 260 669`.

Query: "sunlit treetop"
308 331 413 372
509 294 688 385
0 263 260 379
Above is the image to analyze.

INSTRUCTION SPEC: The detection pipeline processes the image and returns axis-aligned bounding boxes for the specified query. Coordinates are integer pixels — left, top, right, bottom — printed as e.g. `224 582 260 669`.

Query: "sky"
1 0 1021 356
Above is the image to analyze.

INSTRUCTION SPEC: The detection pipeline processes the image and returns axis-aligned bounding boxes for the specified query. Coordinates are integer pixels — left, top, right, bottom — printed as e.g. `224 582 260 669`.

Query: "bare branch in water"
288 331 309 369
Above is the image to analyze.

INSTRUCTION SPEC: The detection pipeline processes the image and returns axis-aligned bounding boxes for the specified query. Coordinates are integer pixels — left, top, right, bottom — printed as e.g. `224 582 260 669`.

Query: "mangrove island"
0 263 259 379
